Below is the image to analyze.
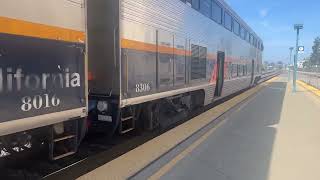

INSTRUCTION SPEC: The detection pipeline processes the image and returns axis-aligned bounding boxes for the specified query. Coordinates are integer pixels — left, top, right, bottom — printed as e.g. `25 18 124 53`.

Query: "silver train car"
0 0 87 160
87 0 264 134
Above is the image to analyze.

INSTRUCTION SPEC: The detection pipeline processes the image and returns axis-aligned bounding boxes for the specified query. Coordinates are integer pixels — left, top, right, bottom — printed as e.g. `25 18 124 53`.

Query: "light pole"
288 47 294 81
293 24 303 92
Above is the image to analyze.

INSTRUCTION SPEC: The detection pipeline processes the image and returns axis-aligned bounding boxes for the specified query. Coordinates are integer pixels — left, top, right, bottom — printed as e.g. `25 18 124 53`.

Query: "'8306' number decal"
135 83 151 93
21 94 61 112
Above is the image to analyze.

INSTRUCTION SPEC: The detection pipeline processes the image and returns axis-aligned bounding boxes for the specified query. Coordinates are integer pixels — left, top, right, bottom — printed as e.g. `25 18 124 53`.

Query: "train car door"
251 59 255 84
215 51 225 96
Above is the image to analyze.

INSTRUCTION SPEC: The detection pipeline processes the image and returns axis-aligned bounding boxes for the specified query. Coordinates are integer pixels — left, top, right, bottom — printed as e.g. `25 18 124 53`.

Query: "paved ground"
156 76 320 180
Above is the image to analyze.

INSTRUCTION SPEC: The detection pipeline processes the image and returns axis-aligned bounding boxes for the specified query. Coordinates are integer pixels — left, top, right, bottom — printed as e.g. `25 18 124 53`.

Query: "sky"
225 0 320 63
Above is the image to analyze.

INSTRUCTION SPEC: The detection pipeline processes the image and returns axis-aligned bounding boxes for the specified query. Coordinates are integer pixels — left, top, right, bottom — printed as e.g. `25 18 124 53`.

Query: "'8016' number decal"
135 83 151 93
21 94 60 112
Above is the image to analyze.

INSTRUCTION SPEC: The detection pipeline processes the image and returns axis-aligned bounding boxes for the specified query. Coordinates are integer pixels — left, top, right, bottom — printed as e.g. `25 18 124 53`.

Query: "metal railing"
297 71 320 89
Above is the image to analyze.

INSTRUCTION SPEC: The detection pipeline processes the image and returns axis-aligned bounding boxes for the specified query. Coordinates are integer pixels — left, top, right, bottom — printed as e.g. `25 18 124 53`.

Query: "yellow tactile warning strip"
78 77 278 180
297 80 320 97
0 16 85 43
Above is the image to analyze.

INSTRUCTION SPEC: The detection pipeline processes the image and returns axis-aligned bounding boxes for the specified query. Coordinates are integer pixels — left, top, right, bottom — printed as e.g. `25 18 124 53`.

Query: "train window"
174 38 186 85
224 12 232 31
247 64 251 74
252 37 254 45
249 34 254 45
211 1 222 24
246 32 250 43
192 0 200 10
240 27 246 40
199 46 207 79
191 44 206 80
200 0 211 17
238 65 243 76
228 63 233 79
233 20 240 36
232 64 238 77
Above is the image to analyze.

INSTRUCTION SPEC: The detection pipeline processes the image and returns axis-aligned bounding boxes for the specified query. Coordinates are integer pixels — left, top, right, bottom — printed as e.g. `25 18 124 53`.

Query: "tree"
310 37 320 66
303 60 310 68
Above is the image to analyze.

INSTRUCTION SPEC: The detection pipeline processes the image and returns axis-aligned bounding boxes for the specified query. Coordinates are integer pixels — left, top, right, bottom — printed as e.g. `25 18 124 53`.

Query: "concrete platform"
78 78 277 180
150 76 320 180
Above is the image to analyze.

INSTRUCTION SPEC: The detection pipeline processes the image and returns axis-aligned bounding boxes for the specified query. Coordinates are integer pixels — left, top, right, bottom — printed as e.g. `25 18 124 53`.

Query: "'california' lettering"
0 67 81 93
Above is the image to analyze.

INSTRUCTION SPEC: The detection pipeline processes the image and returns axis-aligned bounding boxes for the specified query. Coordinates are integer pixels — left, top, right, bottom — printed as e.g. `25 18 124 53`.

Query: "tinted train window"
199 46 207 79
200 0 211 17
192 0 200 10
233 20 240 36
240 27 246 40
238 65 243 76
246 32 250 42
249 34 253 45
224 12 232 31
174 37 186 85
191 44 206 80
228 63 233 79
231 64 238 77
211 1 222 24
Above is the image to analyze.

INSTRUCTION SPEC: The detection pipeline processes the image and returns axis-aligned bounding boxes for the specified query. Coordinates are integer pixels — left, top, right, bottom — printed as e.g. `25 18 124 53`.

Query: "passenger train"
87 0 263 134
0 0 264 161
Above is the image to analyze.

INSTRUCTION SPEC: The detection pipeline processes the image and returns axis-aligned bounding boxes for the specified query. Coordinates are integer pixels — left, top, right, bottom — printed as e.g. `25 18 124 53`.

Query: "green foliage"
303 61 310 68
310 37 320 66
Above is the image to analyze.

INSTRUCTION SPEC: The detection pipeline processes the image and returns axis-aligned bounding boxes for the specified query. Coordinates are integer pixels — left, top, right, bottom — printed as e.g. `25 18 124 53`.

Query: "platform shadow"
161 81 287 180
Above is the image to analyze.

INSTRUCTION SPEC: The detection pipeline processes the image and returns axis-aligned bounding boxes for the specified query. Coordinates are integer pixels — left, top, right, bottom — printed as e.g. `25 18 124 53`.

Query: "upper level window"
233 20 240 36
211 1 222 24
200 0 211 17
249 34 253 45
224 12 232 31
192 0 200 10
246 32 250 42
240 27 247 40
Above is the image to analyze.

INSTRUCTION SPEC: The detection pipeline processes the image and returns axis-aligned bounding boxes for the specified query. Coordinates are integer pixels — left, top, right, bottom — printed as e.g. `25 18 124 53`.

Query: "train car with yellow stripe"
87 0 264 135
0 0 87 160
